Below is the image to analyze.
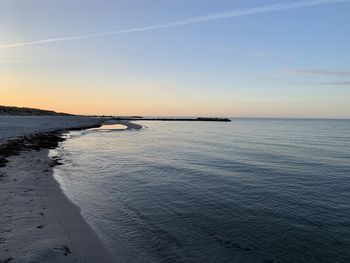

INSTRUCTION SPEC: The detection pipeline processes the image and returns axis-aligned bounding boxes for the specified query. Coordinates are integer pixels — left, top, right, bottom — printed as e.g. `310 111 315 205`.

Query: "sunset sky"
1 0 350 118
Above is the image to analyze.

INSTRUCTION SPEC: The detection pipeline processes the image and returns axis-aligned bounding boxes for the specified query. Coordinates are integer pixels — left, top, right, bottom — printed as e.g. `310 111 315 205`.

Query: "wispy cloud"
286 80 350 85
289 69 350 76
317 81 350 85
0 0 349 49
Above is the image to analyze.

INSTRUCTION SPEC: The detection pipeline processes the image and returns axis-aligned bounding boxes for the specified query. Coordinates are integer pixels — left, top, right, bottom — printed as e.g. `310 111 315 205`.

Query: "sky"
1 0 350 118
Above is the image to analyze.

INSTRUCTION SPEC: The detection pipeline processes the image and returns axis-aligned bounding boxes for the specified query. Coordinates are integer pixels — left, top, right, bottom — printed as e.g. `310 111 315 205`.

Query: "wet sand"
0 150 115 263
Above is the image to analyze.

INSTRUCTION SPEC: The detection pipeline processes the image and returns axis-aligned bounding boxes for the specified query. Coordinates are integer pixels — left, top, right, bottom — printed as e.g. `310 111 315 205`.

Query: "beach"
0 116 141 263
1 117 349 262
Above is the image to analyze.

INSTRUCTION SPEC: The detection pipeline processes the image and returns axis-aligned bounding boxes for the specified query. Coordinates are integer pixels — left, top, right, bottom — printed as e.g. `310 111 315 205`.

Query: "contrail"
0 0 348 49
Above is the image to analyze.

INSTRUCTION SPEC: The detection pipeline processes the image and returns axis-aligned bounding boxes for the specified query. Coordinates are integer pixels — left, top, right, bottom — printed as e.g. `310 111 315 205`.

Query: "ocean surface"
52 119 350 263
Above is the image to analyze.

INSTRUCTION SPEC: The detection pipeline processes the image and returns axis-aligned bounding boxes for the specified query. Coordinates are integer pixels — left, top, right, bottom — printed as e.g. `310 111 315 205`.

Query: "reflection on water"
90 124 128 131
53 119 350 263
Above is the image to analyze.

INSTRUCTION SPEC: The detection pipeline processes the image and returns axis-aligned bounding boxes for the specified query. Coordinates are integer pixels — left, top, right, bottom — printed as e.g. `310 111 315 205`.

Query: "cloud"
286 80 350 85
317 81 350 85
0 0 349 49
289 69 350 76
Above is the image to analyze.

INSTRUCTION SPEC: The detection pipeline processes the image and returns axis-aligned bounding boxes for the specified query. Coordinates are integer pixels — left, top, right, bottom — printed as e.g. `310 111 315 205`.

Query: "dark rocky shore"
0 124 101 168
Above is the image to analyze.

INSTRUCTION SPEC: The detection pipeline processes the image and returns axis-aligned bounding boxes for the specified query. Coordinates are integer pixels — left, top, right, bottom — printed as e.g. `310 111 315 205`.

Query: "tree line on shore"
0 106 71 116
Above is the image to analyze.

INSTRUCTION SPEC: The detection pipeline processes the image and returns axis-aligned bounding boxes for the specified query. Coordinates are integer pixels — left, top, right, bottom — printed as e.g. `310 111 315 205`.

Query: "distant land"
0 106 72 116
0 106 230 121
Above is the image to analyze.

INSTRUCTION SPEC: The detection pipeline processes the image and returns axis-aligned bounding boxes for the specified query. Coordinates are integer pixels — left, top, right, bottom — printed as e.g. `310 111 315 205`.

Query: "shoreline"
0 150 115 262
0 118 141 262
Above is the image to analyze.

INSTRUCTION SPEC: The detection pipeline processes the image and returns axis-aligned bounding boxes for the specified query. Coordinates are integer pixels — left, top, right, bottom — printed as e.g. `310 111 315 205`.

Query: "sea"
52 119 350 263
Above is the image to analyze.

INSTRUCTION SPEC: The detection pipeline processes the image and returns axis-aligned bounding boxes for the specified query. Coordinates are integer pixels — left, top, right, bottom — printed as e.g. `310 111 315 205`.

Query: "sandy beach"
0 116 141 263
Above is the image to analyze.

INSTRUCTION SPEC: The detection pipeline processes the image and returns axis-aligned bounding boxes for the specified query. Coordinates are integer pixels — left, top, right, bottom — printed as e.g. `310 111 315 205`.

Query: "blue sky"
1 0 349 117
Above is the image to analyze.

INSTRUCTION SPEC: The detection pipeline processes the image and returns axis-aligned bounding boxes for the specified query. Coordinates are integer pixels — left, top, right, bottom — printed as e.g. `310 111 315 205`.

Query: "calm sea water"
53 119 350 263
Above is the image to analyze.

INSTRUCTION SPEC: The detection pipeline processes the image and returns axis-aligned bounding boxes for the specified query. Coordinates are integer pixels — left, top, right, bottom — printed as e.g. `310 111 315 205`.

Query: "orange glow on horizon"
1 70 349 119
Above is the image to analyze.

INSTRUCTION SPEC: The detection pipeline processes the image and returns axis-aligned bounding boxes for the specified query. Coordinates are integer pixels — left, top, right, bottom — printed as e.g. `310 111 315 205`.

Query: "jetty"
112 117 231 122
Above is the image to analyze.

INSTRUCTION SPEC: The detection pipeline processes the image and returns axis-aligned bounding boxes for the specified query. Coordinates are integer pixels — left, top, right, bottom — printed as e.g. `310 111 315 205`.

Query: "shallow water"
53 119 350 263
89 124 128 131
